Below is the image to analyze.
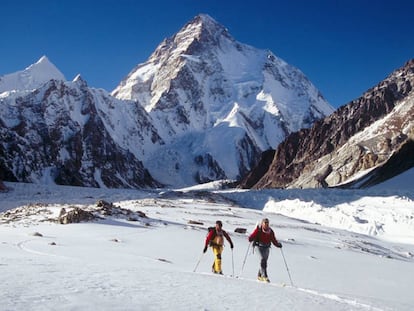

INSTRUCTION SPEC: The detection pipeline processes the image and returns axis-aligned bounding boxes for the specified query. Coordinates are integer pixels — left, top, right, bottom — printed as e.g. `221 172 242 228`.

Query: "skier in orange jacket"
204 220 234 274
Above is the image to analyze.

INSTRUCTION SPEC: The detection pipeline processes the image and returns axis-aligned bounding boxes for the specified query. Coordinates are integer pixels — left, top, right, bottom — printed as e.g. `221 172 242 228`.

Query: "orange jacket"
205 228 234 248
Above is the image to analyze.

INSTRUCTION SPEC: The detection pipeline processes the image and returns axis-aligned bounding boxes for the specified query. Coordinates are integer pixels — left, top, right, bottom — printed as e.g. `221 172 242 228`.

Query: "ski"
257 276 270 283
196 271 287 286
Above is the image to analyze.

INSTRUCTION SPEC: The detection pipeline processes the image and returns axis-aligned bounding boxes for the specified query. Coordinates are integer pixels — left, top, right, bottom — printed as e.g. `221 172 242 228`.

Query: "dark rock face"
193 153 226 184
0 179 7 191
248 59 414 189
238 149 275 188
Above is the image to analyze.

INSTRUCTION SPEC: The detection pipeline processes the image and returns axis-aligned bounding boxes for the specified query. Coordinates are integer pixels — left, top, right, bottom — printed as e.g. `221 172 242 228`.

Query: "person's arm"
248 226 259 242
223 231 234 248
271 230 282 248
203 230 214 252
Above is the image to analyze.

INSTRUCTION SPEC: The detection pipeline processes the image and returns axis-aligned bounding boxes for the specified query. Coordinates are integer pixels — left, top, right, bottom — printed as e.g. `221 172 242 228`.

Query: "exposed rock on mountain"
0 179 7 191
344 139 414 188
238 149 276 189
113 14 333 186
245 59 414 189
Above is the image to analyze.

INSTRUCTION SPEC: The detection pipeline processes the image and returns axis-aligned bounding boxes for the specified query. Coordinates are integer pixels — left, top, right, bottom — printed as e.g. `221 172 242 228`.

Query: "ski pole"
231 248 235 277
193 252 204 273
240 242 252 276
280 248 294 286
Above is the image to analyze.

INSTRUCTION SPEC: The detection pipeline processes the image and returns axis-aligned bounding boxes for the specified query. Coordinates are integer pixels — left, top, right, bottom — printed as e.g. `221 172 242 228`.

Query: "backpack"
207 227 216 244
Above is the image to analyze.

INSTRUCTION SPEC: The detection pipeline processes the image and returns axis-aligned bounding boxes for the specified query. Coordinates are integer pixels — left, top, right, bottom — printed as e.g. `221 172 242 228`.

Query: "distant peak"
72 74 88 87
0 56 66 93
26 56 62 74
27 55 55 71
73 74 83 82
36 55 50 64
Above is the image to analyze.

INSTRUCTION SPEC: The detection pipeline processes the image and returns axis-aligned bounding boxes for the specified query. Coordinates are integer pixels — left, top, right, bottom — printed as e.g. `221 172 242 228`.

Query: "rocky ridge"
243 60 414 189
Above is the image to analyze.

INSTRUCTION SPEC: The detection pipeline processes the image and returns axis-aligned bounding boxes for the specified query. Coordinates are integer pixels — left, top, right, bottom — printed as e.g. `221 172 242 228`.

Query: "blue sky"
2 0 414 108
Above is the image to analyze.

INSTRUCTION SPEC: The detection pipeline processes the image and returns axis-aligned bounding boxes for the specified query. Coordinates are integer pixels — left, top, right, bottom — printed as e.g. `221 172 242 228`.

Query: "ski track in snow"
193 272 383 311
294 287 384 311
16 239 74 260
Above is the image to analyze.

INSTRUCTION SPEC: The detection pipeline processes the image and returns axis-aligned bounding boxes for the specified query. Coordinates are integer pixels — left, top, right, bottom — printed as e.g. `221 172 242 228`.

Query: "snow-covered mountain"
1 15 333 188
242 59 414 189
0 56 65 94
112 14 334 186
0 70 161 188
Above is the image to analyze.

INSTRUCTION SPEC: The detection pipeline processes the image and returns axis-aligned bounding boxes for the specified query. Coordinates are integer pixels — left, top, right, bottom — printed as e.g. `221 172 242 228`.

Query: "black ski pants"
257 245 270 277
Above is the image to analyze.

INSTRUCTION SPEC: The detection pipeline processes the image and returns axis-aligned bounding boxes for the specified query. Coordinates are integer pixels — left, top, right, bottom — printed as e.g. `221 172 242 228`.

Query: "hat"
216 220 223 226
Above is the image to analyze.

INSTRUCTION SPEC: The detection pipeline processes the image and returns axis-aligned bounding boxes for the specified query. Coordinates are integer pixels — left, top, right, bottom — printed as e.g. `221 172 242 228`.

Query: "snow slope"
1 177 413 310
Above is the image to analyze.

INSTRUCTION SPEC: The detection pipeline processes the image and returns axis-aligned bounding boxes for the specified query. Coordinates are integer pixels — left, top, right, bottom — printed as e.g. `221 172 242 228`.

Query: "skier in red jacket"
248 218 282 282
203 220 234 274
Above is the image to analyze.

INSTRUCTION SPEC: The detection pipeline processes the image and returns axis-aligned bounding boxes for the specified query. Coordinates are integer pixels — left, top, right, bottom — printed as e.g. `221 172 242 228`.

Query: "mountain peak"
112 14 333 186
181 13 229 42
191 13 221 28
72 74 87 86
112 14 234 102
404 58 414 68
35 55 50 65
26 55 64 78
0 56 65 93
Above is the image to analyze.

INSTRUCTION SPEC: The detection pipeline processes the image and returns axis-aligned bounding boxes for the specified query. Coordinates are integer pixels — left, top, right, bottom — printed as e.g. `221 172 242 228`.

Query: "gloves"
203 246 208 253
276 241 282 248
230 243 234 249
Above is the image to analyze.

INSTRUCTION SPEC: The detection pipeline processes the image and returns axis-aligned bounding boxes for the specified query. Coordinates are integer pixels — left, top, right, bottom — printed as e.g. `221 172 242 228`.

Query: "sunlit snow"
1 169 413 310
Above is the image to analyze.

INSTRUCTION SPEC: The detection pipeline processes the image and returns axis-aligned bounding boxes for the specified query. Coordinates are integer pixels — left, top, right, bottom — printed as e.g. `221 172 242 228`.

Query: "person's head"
261 218 269 229
215 220 223 230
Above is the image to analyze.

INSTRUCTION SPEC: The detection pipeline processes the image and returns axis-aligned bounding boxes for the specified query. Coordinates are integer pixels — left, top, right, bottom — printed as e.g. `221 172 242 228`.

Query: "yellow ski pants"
211 245 223 273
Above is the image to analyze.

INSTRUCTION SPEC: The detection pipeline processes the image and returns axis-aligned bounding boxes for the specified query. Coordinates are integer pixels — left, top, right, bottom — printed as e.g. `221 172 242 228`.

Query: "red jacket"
248 226 279 247
205 229 233 248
